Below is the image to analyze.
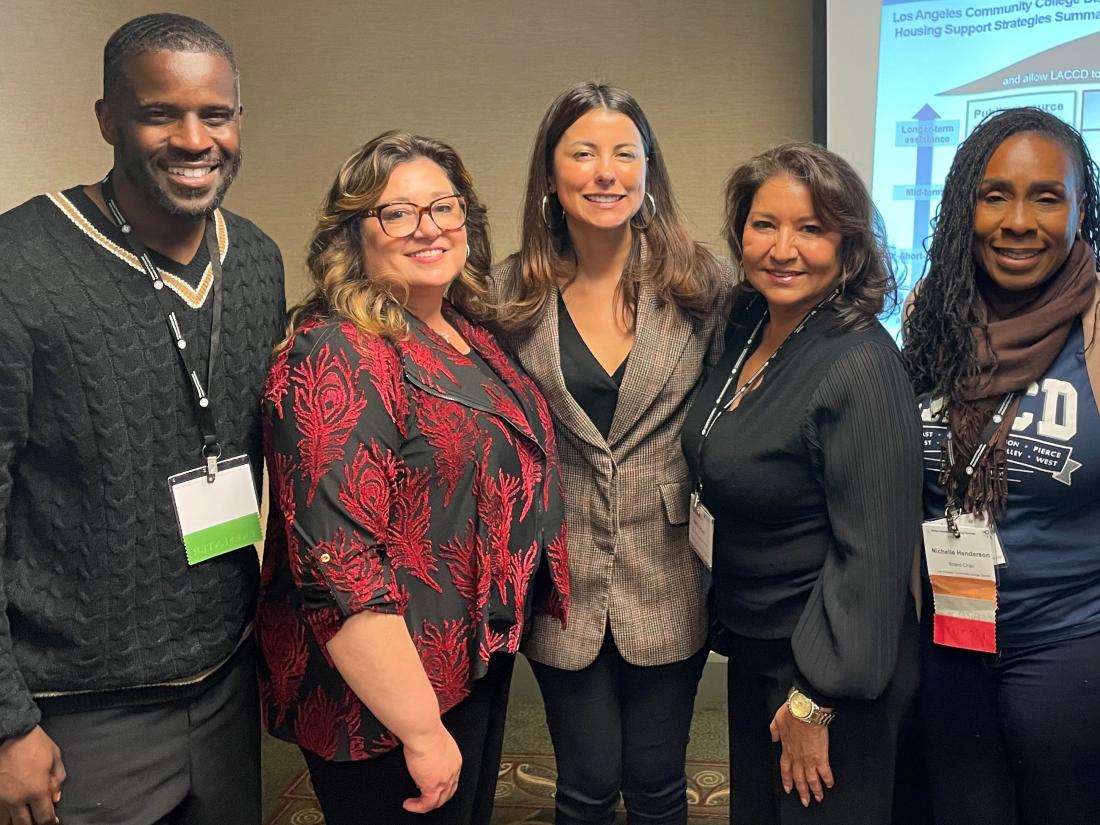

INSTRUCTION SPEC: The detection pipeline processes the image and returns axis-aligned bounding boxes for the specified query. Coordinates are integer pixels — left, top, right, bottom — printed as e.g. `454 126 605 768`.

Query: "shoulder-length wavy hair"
495 81 723 335
279 131 492 350
723 141 897 330
904 107 1100 400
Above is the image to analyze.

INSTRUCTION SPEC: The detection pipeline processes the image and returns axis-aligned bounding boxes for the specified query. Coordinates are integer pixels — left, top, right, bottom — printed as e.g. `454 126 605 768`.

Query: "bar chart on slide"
872 0 1100 334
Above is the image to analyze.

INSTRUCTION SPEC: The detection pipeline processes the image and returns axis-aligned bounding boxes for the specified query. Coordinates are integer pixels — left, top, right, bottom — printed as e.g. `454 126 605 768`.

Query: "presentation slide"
872 0 1100 333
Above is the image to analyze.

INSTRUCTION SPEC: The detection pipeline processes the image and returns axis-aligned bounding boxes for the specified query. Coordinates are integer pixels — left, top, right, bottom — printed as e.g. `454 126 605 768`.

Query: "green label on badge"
183 512 263 565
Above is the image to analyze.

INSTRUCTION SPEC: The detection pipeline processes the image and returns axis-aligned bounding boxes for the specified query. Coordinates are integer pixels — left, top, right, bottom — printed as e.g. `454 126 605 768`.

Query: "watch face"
789 692 813 719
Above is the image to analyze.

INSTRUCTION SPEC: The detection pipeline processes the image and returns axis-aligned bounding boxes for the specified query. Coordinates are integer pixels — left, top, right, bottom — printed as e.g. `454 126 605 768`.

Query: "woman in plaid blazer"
492 82 733 825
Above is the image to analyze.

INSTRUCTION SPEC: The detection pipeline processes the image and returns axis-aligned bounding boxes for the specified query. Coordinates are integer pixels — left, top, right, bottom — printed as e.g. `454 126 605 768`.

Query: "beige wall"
2 0 813 300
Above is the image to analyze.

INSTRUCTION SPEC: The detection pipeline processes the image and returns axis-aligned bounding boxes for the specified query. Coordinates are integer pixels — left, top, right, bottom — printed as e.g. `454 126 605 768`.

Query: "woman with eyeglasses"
491 82 731 825
255 131 570 825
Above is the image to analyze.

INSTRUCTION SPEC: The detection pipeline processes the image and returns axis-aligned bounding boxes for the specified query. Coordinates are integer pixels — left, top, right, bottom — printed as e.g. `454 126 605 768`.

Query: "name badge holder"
922 391 1016 653
101 173 260 564
689 290 838 570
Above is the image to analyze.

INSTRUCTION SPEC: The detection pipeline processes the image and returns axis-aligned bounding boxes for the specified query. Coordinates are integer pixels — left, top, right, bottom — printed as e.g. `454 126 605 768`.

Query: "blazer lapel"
607 282 692 446
514 286 608 455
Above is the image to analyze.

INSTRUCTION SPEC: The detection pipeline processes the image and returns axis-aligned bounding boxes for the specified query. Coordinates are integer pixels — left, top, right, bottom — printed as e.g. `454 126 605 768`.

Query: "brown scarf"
946 238 1096 517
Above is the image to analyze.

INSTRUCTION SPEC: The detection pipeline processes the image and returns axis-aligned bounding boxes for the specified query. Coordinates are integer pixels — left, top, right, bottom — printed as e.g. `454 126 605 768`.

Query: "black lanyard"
694 289 838 498
941 391 1018 533
101 172 224 481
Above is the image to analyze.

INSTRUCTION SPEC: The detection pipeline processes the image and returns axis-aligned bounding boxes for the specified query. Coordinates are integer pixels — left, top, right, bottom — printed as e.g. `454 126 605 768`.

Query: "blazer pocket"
659 481 691 526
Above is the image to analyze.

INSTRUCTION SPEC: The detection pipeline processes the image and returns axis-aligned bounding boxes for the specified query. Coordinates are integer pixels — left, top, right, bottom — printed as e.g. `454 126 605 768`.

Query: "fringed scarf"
945 239 1096 517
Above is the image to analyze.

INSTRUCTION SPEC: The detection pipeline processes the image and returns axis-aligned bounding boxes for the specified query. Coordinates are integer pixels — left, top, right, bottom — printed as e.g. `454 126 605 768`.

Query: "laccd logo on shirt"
922 378 1080 487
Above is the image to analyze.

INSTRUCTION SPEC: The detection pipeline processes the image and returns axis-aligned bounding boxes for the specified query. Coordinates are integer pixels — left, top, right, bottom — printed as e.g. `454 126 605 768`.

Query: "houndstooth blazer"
491 257 734 669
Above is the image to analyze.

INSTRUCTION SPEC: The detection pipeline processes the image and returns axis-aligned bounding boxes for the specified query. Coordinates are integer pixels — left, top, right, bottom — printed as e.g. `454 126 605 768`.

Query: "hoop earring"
541 194 567 230
540 194 553 230
631 191 658 230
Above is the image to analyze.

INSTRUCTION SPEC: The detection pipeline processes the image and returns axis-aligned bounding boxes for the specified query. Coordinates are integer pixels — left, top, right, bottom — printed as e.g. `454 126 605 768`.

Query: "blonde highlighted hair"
279 131 492 351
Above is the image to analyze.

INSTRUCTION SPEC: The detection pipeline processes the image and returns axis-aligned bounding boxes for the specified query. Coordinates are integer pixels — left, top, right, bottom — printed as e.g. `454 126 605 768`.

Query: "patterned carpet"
264 752 730 824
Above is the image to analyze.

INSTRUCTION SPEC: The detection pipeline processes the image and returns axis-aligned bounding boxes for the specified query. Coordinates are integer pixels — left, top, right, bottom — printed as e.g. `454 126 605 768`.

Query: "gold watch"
787 687 835 726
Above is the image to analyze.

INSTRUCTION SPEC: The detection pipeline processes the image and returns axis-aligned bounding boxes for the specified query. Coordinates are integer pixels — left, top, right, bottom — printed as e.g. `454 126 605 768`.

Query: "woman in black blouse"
256 132 570 825
682 143 922 825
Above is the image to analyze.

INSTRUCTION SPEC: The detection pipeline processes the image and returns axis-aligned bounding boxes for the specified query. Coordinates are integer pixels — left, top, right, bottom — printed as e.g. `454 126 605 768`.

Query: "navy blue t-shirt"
921 319 1100 647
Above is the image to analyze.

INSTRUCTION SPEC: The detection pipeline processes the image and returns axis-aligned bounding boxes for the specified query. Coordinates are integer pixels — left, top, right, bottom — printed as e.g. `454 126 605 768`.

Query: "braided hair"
904 107 1100 400
103 13 238 102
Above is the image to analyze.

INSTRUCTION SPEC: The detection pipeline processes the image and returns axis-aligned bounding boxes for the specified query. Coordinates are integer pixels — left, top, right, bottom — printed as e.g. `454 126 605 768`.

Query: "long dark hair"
904 107 1100 399
495 81 723 334
724 141 897 329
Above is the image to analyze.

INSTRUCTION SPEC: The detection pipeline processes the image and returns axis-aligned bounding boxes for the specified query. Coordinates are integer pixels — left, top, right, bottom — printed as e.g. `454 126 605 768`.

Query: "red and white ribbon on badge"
922 514 1001 654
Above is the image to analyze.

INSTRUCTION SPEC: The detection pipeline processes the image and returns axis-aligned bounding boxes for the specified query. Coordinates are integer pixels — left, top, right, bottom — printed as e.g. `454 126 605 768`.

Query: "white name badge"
168 454 262 565
688 492 714 570
921 514 999 581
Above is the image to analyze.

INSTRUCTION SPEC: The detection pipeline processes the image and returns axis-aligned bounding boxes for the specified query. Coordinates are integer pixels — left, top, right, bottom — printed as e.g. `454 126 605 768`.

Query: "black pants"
39 641 260 825
528 633 707 825
303 654 515 825
921 625 1100 825
724 611 919 825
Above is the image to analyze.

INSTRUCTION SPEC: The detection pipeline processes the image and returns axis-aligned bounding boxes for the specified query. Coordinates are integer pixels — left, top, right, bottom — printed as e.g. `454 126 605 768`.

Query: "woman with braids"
491 82 731 825
683 143 922 825
255 131 569 825
905 107 1100 825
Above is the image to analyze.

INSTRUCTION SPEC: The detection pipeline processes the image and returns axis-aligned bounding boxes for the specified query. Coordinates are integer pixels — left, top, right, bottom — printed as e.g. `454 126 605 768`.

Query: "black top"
558 293 628 439
0 184 285 738
682 296 922 705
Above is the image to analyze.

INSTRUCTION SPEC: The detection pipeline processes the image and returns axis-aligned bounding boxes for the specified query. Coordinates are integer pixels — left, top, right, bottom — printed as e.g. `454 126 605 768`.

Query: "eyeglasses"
362 194 467 238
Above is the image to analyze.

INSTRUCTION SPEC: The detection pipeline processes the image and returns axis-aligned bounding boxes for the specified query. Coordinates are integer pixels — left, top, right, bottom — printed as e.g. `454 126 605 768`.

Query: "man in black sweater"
0 14 285 825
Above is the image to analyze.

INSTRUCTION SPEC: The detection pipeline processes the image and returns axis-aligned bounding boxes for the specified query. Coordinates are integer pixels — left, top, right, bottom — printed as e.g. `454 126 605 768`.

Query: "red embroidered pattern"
483 382 538 444
350 328 410 436
264 346 291 416
514 439 543 521
343 689 371 760
339 442 399 540
477 467 523 603
311 528 391 612
304 607 342 668
386 466 442 592
294 686 342 759
479 627 507 663
507 540 539 652
545 525 571 624
464 322 525 389
416 393 479 505
372 729 400 751
414 618 471 713
258 602 309 727
440 520 490 626
402 335 457 390
292 344 367 504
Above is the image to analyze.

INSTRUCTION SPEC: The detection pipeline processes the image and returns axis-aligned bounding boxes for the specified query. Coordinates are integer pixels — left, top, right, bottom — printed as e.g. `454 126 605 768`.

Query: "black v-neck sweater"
0 185 285 738
683 298 922 705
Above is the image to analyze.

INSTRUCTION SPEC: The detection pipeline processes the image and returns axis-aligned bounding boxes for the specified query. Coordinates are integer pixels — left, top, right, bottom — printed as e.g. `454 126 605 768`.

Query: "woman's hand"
402 723 462 813
770 702 834 807
327 612 462 813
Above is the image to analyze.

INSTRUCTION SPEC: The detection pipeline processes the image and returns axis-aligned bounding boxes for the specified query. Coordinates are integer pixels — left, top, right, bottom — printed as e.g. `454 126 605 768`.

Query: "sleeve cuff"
792 669 841 711
0 700 41 744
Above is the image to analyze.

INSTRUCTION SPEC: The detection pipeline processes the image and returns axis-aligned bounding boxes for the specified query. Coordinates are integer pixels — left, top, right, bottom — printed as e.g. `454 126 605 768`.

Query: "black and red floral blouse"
256 305 570 761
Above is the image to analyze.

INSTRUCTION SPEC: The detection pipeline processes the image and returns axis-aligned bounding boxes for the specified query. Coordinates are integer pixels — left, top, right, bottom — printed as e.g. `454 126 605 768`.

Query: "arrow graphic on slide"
912 104 938 251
